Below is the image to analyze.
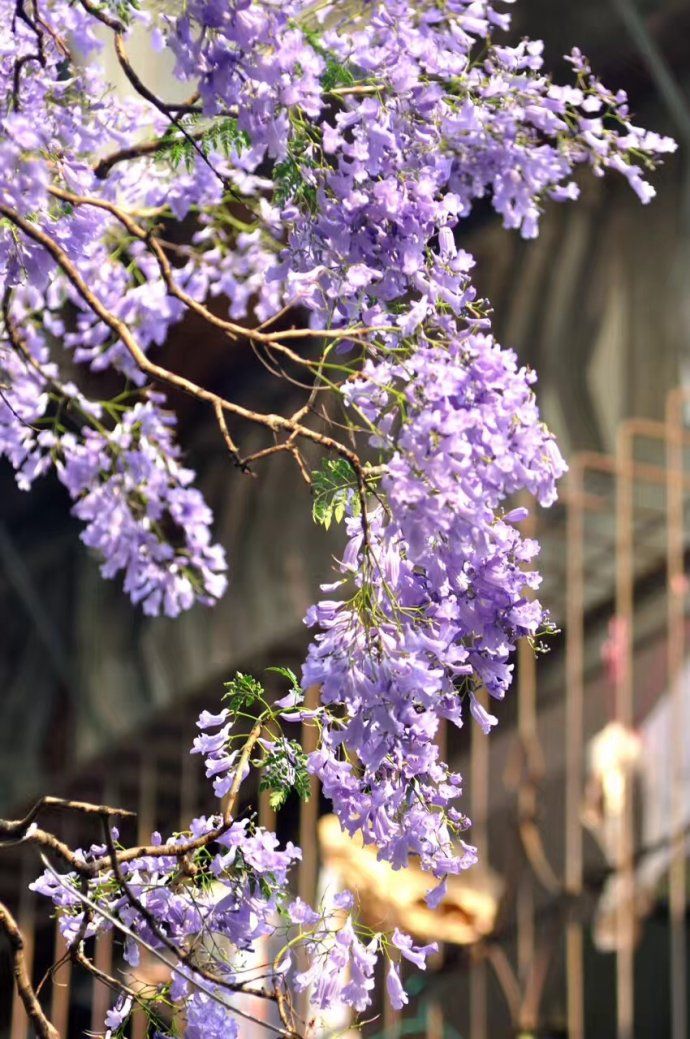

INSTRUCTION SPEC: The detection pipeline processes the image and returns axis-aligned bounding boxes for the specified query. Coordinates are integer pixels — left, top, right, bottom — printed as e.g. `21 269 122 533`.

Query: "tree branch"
0 203 374 551
93 130 205 179
0 901 60 1039
0 795 135 840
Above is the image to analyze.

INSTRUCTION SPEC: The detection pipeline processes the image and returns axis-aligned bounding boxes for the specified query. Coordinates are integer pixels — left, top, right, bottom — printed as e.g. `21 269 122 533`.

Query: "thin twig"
3 826 95 876
99 819 276 1005
39 855 294 1037
213 400 252 473
0 203 374 555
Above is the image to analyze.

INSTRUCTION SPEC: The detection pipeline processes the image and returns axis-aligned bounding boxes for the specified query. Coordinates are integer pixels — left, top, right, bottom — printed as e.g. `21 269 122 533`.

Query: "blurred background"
1 1 690 1036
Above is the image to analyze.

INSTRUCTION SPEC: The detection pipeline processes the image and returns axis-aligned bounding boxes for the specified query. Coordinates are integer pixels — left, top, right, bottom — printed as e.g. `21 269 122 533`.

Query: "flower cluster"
0 0 673 620
291 908 435 1013
60 399 227 616
0 1 230 611
2 0 674 1034
167 0 326 154
301 320 566 876
0 366 227 615
32 696 438 1034
195 1 675 328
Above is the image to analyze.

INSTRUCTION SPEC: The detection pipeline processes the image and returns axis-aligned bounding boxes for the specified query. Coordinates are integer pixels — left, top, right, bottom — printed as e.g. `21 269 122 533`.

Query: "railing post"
565 459 586 1039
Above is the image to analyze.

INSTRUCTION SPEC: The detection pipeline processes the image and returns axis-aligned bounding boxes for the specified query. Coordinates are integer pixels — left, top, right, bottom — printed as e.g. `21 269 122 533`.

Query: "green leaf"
269 788 287 811
154 116 250 173
301 25 357 91
266 665 300 691
311 457 360 529
259 737 311 812
272 127 318 210
222 671 264 709
99 0 139 25
202 116 251 157
321 57 357 92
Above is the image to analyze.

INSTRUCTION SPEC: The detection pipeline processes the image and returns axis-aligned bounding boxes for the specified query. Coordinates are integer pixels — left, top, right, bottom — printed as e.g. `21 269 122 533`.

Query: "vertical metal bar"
667 387 687 1039
90 930 115 1033
138 752 157 839
425 999 444 1039
259 678 277 832
259 788 276 831
470 688 489 1039
430 718 447 966
382 762 402 1039
565 459 586 1039
516 500 538 1030
91 780 118 1034
589 408 690 1035
259 787 275 829
49 814 74 1036
298 686 320 907
297 686 320 1030
469 949 487 1039
179 738 198 830
132 754 157 1039
615 425 636 1039
383 966 402 1039
50 923 72 1036
10 854 36 1039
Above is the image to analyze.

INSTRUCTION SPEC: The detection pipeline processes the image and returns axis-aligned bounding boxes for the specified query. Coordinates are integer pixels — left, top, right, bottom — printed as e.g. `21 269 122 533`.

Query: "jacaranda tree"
0 1 675 1036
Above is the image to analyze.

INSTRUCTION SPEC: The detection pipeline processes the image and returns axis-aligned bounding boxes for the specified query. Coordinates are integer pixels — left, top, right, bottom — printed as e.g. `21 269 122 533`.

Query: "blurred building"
2 2 690 1037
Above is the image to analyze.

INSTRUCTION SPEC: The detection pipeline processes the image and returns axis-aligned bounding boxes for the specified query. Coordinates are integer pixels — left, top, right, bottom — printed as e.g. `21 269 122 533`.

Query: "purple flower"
392 929 437 969
386 963 408 1011
287 897 321 926
105 996 132 1034
425 877 448 910
184 989 238 1039
197 709 231 730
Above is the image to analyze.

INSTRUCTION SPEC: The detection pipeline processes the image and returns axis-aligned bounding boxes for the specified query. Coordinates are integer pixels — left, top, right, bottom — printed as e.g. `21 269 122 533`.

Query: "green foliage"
301 25 357 91
273 154 304 205
266 664 301 693
312 457 360 529
273 159 317 210
273 125 319 210
96 0 141 25
222 671 264 710
259 738 311 811
202 117 251 157
117 0 140 20
155 117 250 173
300 25 328 55
190 846 217 893
321 56 357 92
272 28 357 208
